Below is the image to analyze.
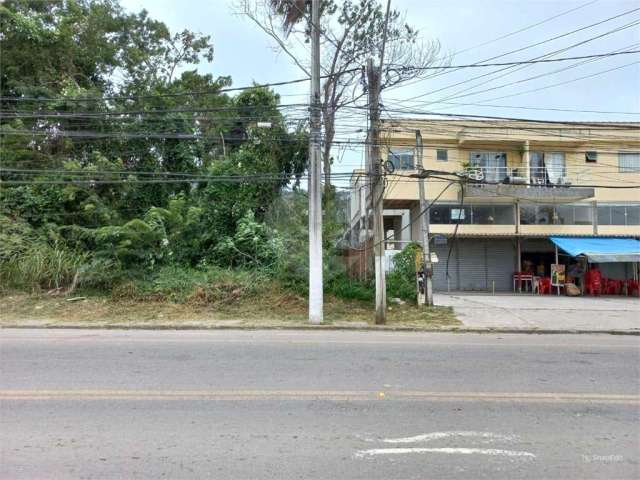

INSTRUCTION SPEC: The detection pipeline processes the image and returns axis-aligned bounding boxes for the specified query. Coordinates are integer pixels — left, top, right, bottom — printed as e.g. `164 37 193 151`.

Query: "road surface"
1 329 639 479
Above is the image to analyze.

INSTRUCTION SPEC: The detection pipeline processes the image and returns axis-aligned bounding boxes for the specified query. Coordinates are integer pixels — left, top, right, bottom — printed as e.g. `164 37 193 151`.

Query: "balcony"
465 166 595 203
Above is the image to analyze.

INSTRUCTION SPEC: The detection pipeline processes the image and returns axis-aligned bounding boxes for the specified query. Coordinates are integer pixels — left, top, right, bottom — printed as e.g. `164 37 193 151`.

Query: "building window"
585 151 598 163
519 203 592 225
436 149 448 162
469 152 507 183
471 205 515 224
429 204 514 225
618 152 640 172
388 148 414 170
520 204 555 225
529 152 567 185
597 204 640 225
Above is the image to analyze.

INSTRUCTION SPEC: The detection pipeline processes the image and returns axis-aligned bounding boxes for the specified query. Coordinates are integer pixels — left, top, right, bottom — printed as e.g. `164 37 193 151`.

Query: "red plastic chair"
603 278 623 295
626 279 639 297
538 277 552 295
585 269 602 296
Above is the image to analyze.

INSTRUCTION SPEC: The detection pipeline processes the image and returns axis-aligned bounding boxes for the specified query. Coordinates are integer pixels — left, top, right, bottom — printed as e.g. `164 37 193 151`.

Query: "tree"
238 0 444 195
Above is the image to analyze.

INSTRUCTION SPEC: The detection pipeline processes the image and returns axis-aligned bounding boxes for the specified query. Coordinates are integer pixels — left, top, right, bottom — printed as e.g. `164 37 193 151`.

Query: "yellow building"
349 119 640 291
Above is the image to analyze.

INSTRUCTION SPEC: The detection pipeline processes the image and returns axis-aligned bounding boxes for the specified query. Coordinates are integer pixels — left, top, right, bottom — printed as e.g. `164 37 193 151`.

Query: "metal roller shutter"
432 243 457 292
457 239 487 291
486 239 516 291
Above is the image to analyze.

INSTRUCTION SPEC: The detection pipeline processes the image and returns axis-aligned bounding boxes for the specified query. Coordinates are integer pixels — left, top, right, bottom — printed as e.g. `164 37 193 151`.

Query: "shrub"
386 242 421 302
117 265 267 304
325 273 373 302
213 212 284 270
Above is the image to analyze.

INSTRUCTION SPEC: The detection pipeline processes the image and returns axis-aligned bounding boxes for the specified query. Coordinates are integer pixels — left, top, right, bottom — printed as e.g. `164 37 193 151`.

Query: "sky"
119 0 640 181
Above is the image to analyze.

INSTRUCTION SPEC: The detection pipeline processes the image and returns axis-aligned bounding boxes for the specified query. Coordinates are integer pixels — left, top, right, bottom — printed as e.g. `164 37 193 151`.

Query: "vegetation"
240 0 444 196
0 0 439 325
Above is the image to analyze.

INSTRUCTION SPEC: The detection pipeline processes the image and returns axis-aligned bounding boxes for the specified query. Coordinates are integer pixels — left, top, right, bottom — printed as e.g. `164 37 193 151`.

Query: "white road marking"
382 431 518 444
354 447 536 459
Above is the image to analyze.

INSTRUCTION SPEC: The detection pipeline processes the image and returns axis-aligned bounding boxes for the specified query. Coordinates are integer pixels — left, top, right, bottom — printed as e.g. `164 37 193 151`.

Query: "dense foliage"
0 0 417 307
0 0 309 293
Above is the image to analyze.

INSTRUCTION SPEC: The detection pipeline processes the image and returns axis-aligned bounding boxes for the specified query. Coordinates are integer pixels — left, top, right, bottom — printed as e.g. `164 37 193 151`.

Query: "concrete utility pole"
308 0 323 324
366 58 386 325
415 130 434 306
366 0 392 325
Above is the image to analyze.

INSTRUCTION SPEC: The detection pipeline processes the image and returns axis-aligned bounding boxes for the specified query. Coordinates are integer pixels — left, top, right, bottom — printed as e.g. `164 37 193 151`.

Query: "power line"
384 5 640 96
387 17 640 105
392 49 640 72
429 101 640 116
422 41 640 107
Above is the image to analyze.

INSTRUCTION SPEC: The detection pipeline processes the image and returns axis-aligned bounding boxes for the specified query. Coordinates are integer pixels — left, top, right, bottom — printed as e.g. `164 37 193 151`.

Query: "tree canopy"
0 0 308 286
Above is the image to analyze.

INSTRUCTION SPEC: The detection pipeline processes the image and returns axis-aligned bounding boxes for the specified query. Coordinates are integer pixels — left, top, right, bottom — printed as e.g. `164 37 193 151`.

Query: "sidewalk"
435 293 640 332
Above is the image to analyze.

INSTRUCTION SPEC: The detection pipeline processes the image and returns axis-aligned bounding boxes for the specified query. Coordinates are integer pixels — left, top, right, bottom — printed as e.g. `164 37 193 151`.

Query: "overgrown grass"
110 265 269 305
0 241 87 292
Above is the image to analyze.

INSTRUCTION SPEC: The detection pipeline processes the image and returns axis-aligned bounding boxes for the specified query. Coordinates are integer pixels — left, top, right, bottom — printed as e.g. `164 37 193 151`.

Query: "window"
627 206 640 225
436 149 448 162
529 152 566 185
597 206 611 225
388 149 414 170
471 205 515 224
519 204 592 225
573 205 593 225
469 152 507 183
585 151 598 163
429 204 514 225
429 205 471 224
598 204 640 225
554 205 593 225
618 152 640 172
545 152 566 185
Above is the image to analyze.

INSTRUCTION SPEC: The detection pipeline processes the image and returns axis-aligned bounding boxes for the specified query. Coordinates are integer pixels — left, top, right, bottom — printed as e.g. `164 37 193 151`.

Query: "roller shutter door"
486 239 516 291
432 238 516 291
457 239 487 291
432 243 457 292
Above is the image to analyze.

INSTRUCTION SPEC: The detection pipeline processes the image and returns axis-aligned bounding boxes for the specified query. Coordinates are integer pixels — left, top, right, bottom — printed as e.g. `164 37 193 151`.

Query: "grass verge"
0 290 459 329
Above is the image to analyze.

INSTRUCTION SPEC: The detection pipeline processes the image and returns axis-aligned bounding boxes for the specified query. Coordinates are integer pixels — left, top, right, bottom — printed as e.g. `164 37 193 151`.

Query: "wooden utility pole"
415 130 433 306
366 58 386 324
308 0 323 324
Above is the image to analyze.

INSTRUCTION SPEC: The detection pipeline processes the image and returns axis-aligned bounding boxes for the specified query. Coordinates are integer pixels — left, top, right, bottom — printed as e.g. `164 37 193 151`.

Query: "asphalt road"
1 329 638 480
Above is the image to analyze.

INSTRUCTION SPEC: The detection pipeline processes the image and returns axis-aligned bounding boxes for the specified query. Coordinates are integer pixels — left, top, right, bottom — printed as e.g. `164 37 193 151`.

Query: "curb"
1 324 639 335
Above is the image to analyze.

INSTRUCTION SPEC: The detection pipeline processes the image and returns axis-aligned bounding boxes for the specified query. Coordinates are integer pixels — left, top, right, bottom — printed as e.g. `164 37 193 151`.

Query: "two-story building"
348 118 640 292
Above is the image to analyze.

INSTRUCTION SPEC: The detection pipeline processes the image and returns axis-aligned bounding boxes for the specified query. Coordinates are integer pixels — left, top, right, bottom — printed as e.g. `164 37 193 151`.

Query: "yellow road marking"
1 390 638 404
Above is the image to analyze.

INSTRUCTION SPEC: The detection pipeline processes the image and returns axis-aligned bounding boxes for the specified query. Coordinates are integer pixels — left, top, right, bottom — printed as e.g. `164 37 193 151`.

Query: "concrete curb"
1 324 639 335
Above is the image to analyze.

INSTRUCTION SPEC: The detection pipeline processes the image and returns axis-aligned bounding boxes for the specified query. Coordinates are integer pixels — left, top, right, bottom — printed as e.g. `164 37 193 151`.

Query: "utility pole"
366 0 392 325
415 130 433 306
308 0 323 324
366 58 386 325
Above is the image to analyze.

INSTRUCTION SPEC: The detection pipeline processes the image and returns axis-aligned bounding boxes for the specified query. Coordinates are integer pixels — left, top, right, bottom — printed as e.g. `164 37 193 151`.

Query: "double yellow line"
1 389 638 404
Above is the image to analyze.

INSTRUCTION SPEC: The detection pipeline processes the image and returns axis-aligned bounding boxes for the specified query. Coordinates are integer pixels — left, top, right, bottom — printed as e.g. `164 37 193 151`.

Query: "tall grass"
0 242 87 292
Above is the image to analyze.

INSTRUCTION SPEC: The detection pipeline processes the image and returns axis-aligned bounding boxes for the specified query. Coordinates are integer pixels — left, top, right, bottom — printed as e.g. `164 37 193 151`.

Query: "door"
457 239 487 290
486 239 516 291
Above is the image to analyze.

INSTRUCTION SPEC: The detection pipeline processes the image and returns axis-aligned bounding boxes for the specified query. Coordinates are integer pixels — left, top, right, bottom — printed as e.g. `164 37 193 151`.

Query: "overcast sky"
120 0 640 178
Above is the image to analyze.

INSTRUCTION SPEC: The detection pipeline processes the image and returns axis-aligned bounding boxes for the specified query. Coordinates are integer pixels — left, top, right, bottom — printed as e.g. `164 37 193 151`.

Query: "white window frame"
388 148 415 170
618 152 640 173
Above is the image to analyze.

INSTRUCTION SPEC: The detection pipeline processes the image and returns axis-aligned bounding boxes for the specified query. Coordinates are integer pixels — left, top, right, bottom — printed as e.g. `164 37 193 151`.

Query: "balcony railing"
466 166 593 186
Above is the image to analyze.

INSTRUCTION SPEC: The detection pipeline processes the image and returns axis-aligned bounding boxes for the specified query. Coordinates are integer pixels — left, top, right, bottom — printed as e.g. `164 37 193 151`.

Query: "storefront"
547 237 640 296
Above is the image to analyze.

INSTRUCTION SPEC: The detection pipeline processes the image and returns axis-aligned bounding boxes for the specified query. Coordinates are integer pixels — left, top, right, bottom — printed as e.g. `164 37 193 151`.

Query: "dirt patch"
0 291 459 328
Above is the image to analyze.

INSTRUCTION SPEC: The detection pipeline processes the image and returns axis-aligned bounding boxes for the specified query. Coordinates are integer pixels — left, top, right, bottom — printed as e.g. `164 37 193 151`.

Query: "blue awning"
549 237 640 263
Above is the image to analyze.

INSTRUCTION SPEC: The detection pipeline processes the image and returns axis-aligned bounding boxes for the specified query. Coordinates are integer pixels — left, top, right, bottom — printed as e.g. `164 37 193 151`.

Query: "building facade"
348 119 640 291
